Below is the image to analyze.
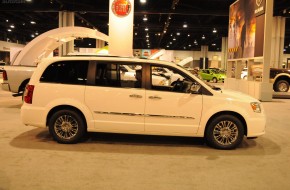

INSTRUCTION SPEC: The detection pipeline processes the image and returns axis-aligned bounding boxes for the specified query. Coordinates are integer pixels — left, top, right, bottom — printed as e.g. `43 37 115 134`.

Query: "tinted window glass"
95 63 142 88
40 61 88 85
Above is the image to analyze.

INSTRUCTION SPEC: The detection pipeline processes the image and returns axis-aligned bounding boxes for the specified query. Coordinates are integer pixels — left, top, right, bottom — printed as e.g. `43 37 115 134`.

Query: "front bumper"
246 115 266 137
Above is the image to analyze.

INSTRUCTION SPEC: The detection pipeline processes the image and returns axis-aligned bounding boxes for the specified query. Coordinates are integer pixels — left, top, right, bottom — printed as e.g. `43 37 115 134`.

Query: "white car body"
21 56 266 149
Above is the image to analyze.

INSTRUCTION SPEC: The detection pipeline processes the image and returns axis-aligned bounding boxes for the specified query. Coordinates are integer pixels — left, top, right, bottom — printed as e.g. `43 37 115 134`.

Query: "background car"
241 68 248 79
0 61 5 72
198 68 226 83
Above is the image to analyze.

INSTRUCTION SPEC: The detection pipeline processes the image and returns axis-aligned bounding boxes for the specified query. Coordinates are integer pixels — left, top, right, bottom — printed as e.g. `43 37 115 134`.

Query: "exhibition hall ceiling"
0 0 289 52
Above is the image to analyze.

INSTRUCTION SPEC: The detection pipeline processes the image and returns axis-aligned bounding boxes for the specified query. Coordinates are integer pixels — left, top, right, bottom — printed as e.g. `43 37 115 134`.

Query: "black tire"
274 80 289 92
212 77 218 83
205 115 244 150
48 109 86 144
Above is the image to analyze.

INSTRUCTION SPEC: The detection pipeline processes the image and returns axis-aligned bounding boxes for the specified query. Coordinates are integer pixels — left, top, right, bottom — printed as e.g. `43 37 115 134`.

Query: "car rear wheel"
205 115 244 150
212 77 218 83
274 80 289 92
49 109 86 144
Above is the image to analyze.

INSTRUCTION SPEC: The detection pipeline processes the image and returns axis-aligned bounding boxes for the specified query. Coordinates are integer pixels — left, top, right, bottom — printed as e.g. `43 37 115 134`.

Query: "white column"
271 16 285 68
59 11 75 56
201 45 208 69
221 37 228 69
108 0 134 57
260 0 274 101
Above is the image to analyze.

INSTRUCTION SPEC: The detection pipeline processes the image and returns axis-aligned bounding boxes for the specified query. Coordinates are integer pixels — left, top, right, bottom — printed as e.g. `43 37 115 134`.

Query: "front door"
145 65 203 135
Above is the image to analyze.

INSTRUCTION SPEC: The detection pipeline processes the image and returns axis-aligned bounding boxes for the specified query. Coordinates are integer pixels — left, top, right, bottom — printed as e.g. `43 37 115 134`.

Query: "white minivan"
21 56 266 149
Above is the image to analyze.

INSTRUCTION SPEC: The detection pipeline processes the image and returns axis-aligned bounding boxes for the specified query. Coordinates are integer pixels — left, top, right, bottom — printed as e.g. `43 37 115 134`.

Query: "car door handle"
149 95 162 100
129 94 142 98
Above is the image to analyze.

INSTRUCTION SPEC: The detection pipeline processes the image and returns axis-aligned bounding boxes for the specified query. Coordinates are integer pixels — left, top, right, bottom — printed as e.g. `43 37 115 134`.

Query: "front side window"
40 61 89 85
151 65 195 93
95 62 142 88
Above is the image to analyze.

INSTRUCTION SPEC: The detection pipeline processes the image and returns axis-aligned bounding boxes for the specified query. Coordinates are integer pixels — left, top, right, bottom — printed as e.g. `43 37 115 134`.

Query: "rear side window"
40 61 89 85
95 63 142 88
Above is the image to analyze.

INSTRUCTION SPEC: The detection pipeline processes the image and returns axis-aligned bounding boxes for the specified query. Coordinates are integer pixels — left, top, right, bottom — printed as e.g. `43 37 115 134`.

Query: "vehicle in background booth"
21 56 266 150
198 68 226 83
240 67 290 92
0 61 5 72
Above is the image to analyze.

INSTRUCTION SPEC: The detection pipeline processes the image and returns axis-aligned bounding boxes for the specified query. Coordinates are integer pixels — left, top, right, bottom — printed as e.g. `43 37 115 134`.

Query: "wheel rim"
54 115 79 140
213 120 238 146
278 83 288 92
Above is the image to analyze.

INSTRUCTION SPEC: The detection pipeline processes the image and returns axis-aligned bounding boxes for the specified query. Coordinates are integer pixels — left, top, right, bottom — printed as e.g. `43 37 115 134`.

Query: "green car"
198 69 226 83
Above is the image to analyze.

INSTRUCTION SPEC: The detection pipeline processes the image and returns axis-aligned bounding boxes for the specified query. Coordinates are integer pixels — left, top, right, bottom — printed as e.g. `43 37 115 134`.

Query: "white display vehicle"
21 56 266 150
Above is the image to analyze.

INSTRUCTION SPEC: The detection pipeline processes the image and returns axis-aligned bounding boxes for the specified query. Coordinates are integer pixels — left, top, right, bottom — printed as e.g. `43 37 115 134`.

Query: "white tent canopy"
13 26 109 66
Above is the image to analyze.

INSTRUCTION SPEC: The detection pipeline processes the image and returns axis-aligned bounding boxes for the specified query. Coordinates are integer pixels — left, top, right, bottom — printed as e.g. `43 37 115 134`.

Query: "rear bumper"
21 104 47 128
1 83 10 92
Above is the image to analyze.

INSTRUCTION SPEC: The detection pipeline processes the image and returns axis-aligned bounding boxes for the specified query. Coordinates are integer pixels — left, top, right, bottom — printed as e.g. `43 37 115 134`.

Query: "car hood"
217 89 260 102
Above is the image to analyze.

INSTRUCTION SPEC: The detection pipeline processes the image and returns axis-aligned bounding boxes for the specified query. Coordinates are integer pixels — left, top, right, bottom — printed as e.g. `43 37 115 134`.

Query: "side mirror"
190 83 201 94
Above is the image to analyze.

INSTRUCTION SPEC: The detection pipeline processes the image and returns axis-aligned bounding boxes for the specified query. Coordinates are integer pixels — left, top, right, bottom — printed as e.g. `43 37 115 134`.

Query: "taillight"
24 85 34 104
2 70 8 81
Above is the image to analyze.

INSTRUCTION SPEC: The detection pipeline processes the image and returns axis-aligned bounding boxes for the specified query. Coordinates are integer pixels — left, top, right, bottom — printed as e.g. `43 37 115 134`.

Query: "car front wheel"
274 80 289 92
49 109 86 144
212 77 217 83
205 115 244 150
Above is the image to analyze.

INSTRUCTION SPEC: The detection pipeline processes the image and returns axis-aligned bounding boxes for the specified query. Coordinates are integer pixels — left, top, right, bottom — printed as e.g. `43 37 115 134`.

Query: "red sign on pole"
112 0 132 17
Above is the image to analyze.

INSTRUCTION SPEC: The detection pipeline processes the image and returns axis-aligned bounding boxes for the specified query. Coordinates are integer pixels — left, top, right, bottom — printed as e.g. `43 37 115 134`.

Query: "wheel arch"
46 105 88 131
204 111 247 137
273 75 290 86
18 78 30 93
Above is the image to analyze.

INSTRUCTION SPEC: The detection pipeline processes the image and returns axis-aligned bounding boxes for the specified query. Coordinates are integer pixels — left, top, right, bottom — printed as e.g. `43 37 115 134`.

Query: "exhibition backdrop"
228 0 266 59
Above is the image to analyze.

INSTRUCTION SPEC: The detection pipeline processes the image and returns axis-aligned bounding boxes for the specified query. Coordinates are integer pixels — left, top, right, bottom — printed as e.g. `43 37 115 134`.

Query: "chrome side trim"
94 111 195 119
94 111 143 117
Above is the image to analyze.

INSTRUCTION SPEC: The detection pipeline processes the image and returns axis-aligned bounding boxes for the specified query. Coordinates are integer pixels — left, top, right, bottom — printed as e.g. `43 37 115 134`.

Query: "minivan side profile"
21 56 266 150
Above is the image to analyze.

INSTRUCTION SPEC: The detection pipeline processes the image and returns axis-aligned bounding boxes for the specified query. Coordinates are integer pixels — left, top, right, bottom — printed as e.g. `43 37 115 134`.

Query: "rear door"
85 61 146 133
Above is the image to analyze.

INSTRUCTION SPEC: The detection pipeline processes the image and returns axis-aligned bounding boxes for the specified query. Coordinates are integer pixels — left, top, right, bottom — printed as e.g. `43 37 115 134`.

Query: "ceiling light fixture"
146 34 149 38
202 35 205 39
31 34 35 38
6 20 8 22
213 28 217 33
183 23 188 28
30 21 36 24
173 38 176 41
145 27 149 31
10 25 15 28
7 29 12 32
212 43 216 46
143 15 148 21
140 0 146 4
176 32 180 36
187 34 190 37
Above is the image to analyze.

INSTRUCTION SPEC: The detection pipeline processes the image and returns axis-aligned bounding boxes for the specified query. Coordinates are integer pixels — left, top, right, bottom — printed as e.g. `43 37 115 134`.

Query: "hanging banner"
111 0 132 17
109 0 134 57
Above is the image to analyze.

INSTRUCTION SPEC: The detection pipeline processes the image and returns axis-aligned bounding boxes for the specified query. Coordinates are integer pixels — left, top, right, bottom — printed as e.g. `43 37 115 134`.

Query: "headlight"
250 102 261 113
